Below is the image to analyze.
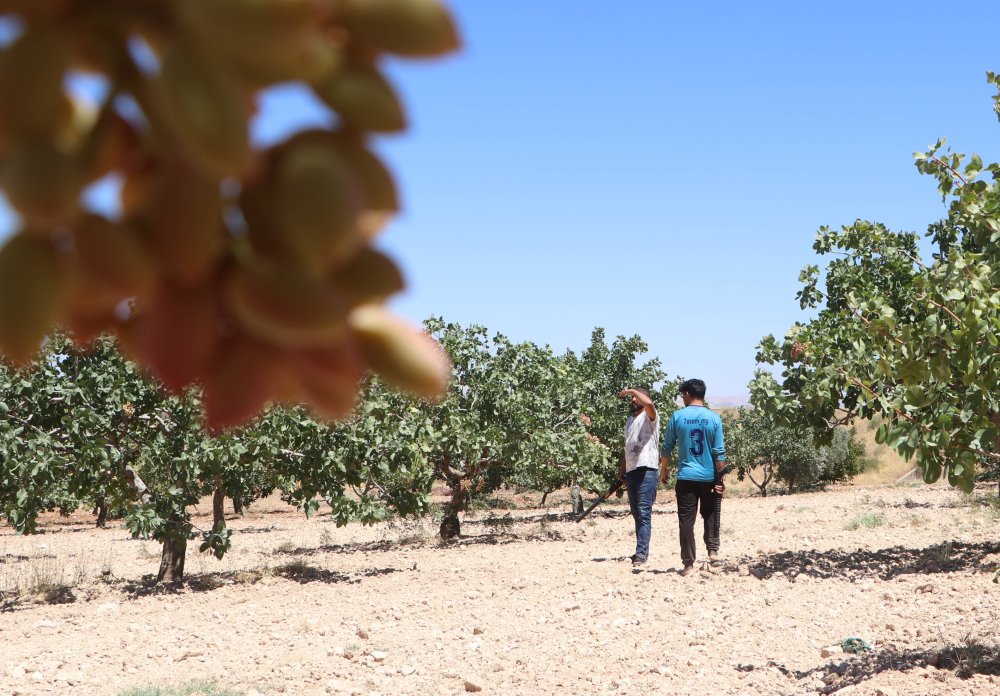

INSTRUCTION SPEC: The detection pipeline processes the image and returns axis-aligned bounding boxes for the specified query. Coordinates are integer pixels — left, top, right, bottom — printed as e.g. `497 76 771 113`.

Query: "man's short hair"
635 386 651 399
679 379 706 400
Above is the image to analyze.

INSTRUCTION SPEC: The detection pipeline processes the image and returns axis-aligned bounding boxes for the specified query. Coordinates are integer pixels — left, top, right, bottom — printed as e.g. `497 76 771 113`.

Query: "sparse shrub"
115 680 243 696
844 513 887 530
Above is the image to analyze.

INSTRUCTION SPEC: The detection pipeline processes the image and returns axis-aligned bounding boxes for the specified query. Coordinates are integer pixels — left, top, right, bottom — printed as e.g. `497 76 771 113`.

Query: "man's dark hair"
679 379 706 400
635 386 651 399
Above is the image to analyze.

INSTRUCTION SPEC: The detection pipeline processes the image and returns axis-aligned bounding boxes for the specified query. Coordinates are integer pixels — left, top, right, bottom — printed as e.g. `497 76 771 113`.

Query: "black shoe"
679 564 695 577
631 555 647 566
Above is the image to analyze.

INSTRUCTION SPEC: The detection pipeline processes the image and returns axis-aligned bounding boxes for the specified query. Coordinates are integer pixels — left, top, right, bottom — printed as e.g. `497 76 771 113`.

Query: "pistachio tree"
410 320 604 538
565 329 680 499
751 73 1000 492
0 334 431 582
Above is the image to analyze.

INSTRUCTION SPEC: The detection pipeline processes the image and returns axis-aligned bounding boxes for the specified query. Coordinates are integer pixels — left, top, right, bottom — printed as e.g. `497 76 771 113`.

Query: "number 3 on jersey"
689 428 705 457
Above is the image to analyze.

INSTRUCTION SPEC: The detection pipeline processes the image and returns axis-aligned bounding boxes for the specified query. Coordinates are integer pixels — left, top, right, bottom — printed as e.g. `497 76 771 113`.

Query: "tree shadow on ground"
438 529 567 547
727 540 1000 581
272 562 354 585
894 497 936 509
740 641 1000 693
465 511 577 525
0 584 77 612
0 553 33 563
274 562 401 585
227 525 281 535
112 563 404 597
26 525 100 535
279 540 403 556
275 527 570 558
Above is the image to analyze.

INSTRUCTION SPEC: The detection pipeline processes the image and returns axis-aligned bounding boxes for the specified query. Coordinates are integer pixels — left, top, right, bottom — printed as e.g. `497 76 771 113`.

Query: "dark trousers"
625 467 658 560
675 479 721 567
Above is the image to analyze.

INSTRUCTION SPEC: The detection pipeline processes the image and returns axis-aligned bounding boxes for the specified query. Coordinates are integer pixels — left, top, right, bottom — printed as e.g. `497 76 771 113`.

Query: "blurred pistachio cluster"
0 0 457 430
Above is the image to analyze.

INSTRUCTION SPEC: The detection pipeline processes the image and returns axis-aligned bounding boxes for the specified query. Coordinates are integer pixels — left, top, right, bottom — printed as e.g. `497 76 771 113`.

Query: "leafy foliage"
0 334 433 581
567 329 680 486
410 320 617 537
751 73 1000 493
1 320 677 574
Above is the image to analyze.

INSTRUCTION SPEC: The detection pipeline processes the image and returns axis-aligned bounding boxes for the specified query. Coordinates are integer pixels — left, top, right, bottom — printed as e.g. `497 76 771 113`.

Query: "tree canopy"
750 73 1000 493
2 321 675 579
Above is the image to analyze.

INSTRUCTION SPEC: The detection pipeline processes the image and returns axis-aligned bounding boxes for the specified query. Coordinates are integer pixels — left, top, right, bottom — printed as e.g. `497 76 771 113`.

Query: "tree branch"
931 155 972 192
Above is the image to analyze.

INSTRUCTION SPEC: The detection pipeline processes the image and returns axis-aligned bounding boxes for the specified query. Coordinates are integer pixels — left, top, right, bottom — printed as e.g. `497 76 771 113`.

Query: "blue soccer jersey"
661 405 726 482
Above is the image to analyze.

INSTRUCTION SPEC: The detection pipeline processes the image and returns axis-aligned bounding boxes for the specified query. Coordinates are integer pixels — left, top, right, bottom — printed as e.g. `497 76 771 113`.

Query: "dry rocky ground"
2 482 1000 696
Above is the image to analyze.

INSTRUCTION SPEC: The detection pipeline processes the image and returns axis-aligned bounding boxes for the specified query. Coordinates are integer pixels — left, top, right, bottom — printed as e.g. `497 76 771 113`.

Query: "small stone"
371 651 387 662
400 665 416 676
30 672 44 683
356 628 369 640
11 666 26 679
821 645 843 658
173 650 204 662
473 627 484 635
738 564 750 576
464 680 482 693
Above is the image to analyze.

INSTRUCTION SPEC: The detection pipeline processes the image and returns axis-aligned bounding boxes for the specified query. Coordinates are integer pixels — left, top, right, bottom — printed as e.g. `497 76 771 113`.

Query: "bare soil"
2 482 1000 696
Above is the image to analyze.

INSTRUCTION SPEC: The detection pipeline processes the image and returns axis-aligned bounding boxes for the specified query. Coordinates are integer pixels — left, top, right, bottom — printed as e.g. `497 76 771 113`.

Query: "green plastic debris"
841 637 873 654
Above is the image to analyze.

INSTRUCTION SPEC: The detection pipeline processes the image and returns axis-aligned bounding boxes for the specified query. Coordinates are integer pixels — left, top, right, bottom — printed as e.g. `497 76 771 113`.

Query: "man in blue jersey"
617 387 659 567
659 378 727 577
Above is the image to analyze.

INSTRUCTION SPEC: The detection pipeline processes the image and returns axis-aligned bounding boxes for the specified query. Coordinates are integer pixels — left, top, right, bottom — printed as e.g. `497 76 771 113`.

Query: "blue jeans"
626 467 658 560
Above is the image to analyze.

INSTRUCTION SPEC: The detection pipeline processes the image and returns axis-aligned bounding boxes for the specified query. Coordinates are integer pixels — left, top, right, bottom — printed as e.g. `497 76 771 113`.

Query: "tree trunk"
94 497 108 528
540 489 550 506
233 497 244 516
440 480 464 539
212 478 226 531
570 480 583 515
157 530 186 583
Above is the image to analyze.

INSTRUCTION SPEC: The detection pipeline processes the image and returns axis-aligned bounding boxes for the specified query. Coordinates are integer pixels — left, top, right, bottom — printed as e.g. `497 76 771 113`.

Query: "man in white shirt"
617 387 659 567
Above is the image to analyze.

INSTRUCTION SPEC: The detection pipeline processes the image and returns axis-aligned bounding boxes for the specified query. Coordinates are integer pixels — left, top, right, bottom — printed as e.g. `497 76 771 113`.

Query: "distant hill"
709 394 751 408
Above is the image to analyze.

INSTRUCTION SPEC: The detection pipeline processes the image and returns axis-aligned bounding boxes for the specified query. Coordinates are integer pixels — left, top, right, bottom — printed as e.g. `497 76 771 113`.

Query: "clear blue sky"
3 2 1000 400
373 0 1000 399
